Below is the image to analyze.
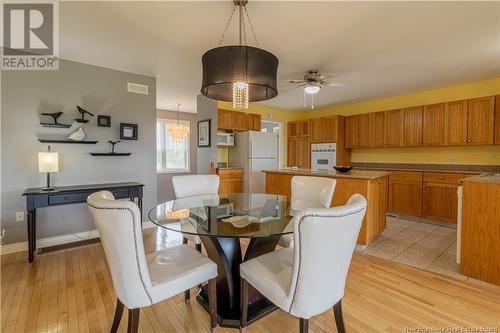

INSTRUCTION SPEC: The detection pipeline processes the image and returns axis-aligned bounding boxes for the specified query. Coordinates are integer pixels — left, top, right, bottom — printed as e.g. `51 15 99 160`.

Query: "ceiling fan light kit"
201 0 278 110
304 84 321 95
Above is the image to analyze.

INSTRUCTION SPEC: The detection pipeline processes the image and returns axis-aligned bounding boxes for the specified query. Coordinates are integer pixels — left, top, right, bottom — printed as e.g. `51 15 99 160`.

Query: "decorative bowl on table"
334 165 353 173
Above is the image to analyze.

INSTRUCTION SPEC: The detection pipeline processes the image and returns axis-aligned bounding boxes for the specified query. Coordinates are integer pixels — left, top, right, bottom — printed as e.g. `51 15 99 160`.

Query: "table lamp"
38 145 59 191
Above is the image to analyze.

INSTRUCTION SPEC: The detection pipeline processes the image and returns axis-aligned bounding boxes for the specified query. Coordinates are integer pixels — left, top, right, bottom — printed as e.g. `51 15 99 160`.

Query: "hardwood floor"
2 227 499 333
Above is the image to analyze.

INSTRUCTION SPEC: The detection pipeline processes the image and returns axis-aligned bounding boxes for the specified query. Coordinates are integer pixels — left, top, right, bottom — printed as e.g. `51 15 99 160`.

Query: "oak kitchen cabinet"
287 120 310 168
363 109 403 148
496 95 500 144
345 114 372 148
217 109 262 131
445 97 495 146
423 103 446 146
404 106 423 147
287 136 310 168
245 113 261 131
217 168 243 193
466 96 495 145
422 172 463 224
311 116 341 143
388 171 423 217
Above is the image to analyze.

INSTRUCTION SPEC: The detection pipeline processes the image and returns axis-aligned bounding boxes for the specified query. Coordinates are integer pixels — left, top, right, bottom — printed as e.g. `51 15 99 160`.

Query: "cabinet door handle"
467 139 471 143
64 196 70 201
463 139 466 143
423 141 426 144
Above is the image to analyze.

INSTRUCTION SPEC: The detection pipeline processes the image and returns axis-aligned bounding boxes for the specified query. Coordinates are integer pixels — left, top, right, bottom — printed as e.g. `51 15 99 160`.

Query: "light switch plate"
16 211 24 222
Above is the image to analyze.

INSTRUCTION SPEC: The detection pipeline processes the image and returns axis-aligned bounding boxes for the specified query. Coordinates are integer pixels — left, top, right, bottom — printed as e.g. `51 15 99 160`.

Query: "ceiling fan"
284 69 345 109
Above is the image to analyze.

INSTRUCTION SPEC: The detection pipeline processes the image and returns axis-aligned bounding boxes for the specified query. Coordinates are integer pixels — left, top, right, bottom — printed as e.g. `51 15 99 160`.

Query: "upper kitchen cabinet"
496 95 500 144
372 111 386 148
384 109 404 147
231 111 247 131
345 115 358 148
245 113 261 131
218 109 233 130
367 109 403 148
467 96 495 145
445 97 495 146
288 120 310 137
423 103 446 146
345 114 372 148
311 116 342 143
404 106 423 147
217 109 262 131
445 100 468 146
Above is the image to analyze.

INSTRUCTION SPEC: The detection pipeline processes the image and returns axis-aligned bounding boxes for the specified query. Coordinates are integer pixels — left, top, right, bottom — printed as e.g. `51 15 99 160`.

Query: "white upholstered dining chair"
240 194 367 333
279 176 336 248
87 191 218 333
172 174 220 252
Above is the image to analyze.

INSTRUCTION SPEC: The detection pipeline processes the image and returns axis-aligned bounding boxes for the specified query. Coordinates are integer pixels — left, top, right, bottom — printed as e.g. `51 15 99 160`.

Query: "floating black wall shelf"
90 153 132 156
89 153 131 156
38 139 98 144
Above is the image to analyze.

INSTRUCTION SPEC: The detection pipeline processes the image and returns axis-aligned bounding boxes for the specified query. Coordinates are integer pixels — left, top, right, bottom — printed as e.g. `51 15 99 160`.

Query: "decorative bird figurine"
40 112 71 128
66 127 86 141
75 106 94 123
108 140 121 153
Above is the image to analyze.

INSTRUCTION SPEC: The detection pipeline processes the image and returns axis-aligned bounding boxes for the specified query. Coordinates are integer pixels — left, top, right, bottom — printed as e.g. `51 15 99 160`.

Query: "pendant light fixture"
201 0 279 109
167 104 189 142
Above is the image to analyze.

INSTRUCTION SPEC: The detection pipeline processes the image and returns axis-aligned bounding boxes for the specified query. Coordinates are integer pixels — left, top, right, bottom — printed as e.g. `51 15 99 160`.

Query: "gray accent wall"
196 95 218 174
156 109 197 203
1 59 157 244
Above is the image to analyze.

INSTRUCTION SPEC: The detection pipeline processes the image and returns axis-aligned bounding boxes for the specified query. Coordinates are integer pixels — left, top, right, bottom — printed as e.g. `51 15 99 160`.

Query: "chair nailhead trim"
88 203 153 305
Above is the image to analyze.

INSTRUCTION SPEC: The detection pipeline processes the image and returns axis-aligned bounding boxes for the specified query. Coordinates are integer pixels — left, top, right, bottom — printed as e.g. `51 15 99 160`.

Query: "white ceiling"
59 1 500 113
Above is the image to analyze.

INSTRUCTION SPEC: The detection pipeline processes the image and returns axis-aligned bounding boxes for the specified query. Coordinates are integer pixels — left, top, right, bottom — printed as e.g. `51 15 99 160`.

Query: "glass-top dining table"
148 193 293 328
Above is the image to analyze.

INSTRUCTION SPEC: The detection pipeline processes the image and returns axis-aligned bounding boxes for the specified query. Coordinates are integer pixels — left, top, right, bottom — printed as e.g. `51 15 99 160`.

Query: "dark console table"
22 182 144 263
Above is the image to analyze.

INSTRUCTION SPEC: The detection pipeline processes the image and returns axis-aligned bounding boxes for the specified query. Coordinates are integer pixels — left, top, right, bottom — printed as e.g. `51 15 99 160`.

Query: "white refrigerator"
229 131 278 193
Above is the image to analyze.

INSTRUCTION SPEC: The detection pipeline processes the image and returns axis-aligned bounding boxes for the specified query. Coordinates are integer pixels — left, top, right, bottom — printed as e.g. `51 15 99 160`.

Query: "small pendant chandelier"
167 104 189 142
201 0 279 110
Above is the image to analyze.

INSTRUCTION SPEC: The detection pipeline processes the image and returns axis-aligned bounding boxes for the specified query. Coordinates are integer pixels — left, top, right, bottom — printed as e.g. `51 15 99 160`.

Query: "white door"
249 132 278 159
249 158 277 193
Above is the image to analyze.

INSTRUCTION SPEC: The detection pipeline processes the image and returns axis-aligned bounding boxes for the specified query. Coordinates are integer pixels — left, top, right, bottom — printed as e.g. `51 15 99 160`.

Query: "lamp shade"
201 45 279 102
38 152 59 173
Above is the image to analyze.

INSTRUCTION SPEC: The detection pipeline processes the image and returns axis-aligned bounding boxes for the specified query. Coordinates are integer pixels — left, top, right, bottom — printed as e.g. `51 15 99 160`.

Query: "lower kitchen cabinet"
217 168 243 193
386 170 465 224
422 172 464 224
388 171 423 217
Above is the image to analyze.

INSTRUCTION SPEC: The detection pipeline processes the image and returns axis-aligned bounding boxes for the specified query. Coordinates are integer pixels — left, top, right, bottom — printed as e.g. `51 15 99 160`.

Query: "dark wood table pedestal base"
198 235 281 328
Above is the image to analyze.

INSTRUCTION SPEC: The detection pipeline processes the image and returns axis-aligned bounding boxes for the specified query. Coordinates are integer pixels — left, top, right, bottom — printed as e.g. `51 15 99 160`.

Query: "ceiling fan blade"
325 81 346 87
280 84 305 93
283 79 306 84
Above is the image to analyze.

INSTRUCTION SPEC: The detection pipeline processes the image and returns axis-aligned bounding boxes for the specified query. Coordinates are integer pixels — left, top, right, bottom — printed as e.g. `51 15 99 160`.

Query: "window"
156 118 190 173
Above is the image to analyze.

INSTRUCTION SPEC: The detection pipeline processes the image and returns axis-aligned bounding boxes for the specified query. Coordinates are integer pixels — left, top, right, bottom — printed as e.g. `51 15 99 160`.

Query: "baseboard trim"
0 221 157 256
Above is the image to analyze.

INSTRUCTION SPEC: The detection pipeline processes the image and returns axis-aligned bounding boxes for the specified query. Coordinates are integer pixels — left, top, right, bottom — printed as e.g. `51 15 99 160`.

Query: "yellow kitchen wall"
217 147 229 164
297 77 500 165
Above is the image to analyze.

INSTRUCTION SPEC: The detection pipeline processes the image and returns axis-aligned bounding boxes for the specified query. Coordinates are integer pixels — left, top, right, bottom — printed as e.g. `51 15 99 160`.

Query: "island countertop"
262 168 390 180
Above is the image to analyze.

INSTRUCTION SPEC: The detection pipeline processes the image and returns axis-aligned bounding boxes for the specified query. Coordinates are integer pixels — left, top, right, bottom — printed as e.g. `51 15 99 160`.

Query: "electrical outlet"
16 211 24 222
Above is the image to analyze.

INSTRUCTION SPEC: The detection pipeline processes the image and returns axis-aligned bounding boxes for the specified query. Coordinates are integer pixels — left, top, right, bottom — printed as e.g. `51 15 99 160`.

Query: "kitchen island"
263 169 390 246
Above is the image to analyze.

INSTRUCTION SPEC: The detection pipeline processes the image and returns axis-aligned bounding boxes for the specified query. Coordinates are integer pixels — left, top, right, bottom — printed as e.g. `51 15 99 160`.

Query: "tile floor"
362 216 499 288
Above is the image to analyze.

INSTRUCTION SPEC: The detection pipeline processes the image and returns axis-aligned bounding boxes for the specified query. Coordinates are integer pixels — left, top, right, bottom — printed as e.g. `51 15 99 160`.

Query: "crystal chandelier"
201 0 278 110
167 104 189 142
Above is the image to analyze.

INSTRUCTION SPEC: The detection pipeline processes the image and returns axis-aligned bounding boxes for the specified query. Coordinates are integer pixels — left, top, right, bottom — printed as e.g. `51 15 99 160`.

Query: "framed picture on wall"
198 119 211 147
120 123 138 140
97 115 111 127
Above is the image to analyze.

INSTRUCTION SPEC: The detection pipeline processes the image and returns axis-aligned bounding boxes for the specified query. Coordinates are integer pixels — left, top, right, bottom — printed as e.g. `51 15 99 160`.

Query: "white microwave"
217 132 234 146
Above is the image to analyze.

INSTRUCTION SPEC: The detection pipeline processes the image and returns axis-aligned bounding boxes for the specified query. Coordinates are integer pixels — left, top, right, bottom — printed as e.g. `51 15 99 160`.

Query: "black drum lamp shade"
201 45 279 102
